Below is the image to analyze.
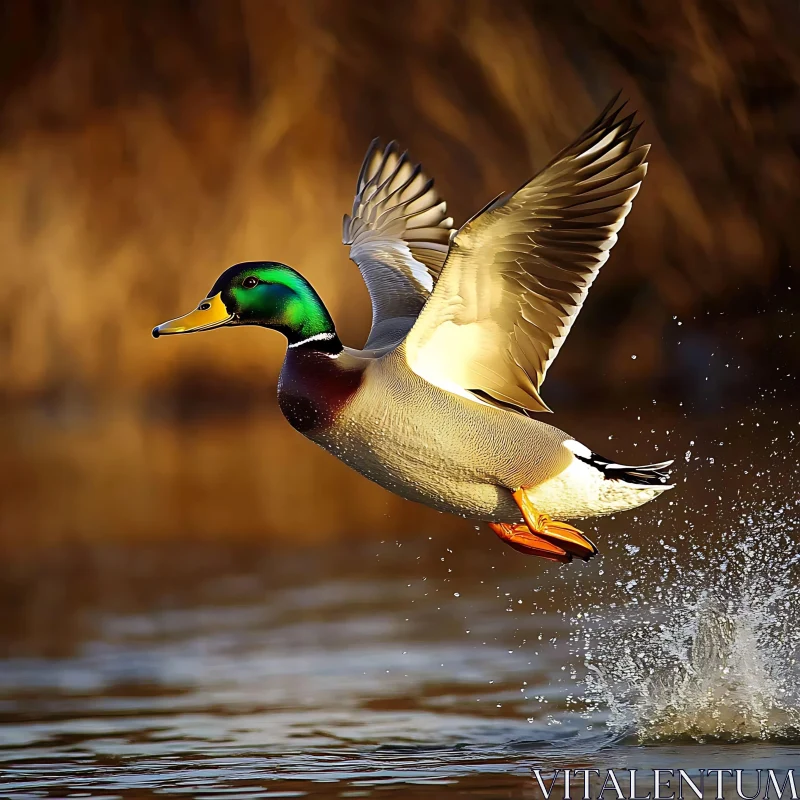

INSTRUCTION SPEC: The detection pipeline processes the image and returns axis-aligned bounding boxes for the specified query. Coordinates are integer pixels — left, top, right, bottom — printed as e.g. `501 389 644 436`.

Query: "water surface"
1 413 798 797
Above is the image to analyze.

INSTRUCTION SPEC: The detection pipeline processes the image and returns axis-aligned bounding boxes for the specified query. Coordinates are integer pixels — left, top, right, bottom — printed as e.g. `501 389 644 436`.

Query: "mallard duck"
153 97 673 564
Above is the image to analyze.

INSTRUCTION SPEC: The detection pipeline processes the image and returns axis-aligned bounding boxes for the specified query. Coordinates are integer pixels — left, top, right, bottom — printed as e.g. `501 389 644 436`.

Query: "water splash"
572 500 800 743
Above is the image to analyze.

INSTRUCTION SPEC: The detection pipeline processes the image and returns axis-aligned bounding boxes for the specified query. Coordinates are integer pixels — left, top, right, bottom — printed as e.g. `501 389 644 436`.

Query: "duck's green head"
152 262 340 351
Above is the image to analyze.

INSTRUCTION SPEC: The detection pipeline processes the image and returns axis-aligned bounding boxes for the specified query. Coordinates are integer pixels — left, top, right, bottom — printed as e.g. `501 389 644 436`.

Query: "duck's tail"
574 451 674 488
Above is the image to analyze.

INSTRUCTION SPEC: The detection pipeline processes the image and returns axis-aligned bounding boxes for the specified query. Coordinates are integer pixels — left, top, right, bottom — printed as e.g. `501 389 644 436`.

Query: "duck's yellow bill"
152 292 232 338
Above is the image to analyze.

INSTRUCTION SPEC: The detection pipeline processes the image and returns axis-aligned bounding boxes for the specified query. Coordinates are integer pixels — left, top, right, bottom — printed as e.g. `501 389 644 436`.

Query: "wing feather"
343 140 455 350
405 96 649 413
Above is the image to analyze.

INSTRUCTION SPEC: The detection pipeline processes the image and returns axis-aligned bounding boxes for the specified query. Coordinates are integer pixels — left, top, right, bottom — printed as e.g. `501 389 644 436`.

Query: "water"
577 502 800 744
1 414 799 797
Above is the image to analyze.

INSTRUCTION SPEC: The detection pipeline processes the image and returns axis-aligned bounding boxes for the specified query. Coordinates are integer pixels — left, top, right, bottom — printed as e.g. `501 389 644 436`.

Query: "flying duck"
153 96 673 563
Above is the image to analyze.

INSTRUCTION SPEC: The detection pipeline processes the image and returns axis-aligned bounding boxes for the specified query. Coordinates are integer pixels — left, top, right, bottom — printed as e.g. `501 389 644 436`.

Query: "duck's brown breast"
277 350 365 435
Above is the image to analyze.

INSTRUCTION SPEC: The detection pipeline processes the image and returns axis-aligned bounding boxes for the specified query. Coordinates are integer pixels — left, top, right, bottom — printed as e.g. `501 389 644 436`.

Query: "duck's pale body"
278 344 666 522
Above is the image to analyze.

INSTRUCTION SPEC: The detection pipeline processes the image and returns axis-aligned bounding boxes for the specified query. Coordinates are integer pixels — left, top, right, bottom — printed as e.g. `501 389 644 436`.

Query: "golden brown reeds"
0 0 798 544
0 0 797 405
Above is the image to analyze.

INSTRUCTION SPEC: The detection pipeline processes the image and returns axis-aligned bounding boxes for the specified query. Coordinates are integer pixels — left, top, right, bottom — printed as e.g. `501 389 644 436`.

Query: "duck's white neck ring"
288 331 337 349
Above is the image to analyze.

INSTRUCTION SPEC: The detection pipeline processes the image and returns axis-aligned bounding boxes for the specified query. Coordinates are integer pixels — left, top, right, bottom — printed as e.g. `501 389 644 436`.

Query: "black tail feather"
575 452 674 487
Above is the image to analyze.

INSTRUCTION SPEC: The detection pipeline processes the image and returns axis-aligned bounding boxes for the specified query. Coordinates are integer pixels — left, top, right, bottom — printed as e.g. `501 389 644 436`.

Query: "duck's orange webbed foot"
492 489 599 563
489 522 572 563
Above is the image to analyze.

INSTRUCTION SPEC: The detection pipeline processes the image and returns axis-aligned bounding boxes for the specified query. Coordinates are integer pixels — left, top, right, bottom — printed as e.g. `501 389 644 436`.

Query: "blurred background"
1 4 799 795
0 0 798 549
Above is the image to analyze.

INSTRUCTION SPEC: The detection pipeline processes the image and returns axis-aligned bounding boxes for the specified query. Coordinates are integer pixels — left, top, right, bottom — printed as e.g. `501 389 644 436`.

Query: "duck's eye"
243 276 259 289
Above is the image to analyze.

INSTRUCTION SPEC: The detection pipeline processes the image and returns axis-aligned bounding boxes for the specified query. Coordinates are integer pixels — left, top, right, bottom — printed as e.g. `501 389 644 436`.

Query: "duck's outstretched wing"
405 96 649 413
343 140 455 350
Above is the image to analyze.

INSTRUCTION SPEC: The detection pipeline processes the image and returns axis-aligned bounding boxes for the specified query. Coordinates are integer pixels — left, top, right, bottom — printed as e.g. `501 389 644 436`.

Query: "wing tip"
584 93 651 152
347 137 456 257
